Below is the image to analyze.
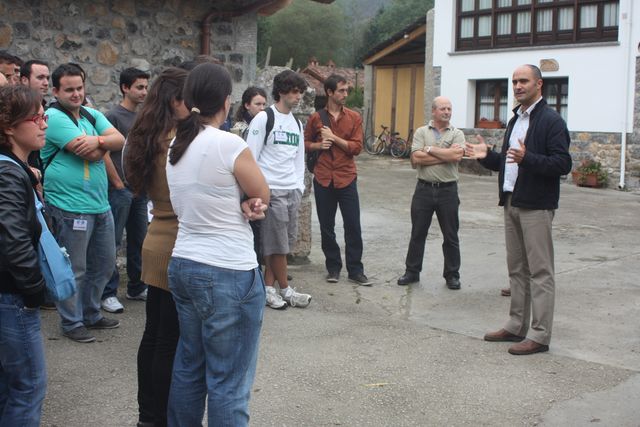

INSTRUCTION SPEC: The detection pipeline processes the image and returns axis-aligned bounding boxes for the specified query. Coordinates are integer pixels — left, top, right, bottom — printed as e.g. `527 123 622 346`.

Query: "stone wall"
460 128 638 188
0 0 257 109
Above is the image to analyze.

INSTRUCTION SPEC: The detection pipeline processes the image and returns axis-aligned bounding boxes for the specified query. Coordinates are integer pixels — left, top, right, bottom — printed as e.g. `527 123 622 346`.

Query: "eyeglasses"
21 114 48 126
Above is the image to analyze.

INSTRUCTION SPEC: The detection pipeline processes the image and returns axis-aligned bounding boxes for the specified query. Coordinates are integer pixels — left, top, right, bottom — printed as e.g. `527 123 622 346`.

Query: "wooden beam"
363 24 426 66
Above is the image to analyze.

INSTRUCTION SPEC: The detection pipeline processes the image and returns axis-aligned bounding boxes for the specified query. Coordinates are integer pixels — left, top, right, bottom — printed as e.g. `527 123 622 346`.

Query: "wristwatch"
426 146 432 153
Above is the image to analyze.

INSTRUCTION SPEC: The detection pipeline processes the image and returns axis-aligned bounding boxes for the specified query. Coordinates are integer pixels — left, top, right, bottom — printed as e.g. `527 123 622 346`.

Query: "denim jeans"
313 178 364 276
102 187 148 299
0 293 47 427
404 181 460 279
48 205 116 332
167 257 265 427
137 286 179 427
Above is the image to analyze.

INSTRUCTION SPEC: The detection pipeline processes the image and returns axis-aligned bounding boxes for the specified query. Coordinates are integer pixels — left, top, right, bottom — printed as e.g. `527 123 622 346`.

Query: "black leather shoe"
397 272 419 286
446 278 461 290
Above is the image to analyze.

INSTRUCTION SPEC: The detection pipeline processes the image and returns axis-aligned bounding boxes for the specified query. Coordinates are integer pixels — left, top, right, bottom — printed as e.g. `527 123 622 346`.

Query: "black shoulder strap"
48 102 97 128
262 107 302 145
263 107 275 146
44 102 98 172
318 109 331 128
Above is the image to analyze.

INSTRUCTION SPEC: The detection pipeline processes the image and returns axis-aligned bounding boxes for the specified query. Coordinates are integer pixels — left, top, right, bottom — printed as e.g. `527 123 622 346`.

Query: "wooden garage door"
373 64 424 141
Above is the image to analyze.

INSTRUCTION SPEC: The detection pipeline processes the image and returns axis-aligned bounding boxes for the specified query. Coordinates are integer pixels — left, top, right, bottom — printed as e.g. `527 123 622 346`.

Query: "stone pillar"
254 66 315 264
424 9 436 115
363 64 375 140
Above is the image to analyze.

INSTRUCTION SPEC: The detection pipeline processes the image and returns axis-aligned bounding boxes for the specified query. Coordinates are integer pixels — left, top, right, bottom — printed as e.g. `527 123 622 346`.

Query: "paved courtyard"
40 154 640 426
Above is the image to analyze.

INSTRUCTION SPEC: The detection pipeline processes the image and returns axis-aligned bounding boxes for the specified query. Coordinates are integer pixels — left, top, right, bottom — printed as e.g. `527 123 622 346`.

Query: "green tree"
359 0 434 61
257 0 349 69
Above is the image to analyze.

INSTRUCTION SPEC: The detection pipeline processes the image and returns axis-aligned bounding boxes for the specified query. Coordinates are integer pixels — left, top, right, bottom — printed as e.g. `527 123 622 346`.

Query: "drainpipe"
620 1 634 189
200 0 283 55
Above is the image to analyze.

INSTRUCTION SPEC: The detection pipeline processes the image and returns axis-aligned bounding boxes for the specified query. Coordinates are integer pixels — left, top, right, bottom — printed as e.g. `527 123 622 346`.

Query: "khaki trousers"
503 195 555 345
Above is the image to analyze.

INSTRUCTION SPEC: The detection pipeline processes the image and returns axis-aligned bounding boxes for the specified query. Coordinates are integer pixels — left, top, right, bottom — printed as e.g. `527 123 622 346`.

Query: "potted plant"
477 117 504 129
571 159 608 188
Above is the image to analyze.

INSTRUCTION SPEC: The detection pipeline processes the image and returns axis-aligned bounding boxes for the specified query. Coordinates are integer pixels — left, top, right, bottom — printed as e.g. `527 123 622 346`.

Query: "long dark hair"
168 63 232 165
125 67 188 195
234 86 267 123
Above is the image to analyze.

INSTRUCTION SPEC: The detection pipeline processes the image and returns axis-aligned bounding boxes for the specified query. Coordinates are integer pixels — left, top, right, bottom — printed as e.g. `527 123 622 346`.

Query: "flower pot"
572 171 600 188
477 120 503 129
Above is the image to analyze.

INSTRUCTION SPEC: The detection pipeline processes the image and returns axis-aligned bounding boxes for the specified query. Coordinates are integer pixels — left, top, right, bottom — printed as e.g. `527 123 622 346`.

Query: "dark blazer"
480 99 572 210
0 150 46 307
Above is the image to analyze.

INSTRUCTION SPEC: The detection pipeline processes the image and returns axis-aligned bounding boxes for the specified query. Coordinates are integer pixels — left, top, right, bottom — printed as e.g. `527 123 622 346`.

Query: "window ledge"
449 41 620 56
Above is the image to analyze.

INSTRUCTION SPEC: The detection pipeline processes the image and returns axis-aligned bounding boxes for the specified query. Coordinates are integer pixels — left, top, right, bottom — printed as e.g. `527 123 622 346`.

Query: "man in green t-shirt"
42 63 125 343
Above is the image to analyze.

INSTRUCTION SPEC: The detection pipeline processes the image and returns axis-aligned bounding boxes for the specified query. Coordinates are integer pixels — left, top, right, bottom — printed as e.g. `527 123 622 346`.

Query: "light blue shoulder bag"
0 154 76 301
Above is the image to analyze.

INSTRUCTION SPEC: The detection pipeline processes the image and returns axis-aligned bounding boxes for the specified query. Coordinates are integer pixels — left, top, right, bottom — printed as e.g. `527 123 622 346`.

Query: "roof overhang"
362 16 427 66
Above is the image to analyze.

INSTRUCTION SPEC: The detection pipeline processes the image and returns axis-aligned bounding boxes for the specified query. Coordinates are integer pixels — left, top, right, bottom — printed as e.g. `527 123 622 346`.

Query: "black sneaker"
348 273 372 286
326 271 340 283
87 317 120 329
63 326 96 343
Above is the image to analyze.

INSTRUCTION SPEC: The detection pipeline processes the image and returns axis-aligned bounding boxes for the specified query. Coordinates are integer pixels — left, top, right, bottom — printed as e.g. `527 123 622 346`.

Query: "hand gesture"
320 139 333 150
241 197 268 221
73 135 99 156
320 126 334 142
464 134 488 159
451 143 464 161
507 138 526 164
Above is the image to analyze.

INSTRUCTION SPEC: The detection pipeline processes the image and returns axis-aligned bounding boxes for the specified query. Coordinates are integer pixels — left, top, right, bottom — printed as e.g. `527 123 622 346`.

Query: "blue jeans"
313 178 364 276
48 205 116 332
0 293 47 427
102 188 148 299
167 257 265 427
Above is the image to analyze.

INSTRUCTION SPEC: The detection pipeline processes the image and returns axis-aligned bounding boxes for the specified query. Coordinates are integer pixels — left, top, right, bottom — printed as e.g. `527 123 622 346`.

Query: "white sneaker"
280 287 311 308
265 286 287 310
101 296 124 313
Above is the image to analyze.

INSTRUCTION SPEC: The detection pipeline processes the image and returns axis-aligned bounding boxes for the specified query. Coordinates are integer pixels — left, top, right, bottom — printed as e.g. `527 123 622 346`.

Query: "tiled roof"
300 64 365 95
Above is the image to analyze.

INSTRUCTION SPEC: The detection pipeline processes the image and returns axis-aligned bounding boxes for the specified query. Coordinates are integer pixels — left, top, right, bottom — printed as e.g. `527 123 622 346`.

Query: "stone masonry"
461 128 632 188
0 0 258 108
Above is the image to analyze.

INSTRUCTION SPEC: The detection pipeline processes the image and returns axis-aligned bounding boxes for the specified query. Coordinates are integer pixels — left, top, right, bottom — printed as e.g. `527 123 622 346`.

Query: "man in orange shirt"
304 74 371 286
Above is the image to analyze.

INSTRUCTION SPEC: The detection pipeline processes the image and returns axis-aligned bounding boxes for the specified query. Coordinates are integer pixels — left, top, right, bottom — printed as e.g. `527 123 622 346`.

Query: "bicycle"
365 125 408 158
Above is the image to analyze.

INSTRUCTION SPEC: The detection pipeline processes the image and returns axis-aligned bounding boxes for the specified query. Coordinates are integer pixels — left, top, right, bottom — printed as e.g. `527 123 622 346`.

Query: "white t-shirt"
166 125 257 270
245 105 305 192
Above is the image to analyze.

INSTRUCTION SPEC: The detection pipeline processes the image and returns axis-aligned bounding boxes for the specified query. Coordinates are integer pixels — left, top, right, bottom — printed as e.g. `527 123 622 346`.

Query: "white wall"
432 0 639 133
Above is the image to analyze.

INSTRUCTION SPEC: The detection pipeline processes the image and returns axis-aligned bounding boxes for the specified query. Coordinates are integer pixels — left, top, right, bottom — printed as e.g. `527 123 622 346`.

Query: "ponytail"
168 62 232 165
168 109 204 165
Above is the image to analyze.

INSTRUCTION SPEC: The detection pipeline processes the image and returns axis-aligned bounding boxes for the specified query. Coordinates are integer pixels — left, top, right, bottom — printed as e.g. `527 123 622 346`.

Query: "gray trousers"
503 195 556 345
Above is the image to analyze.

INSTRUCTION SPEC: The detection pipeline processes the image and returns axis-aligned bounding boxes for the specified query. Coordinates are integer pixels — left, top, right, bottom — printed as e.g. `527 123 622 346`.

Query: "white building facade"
427 0 639 188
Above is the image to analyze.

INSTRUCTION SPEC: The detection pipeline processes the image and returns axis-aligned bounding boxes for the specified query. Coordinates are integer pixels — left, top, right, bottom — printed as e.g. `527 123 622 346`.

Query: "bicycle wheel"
365 135 379 155
403 141 412 158
371 136 385 155
390 138 407 158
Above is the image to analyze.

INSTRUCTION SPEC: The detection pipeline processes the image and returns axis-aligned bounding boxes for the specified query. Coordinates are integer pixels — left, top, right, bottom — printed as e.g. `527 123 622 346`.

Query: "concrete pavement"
40 154 640 426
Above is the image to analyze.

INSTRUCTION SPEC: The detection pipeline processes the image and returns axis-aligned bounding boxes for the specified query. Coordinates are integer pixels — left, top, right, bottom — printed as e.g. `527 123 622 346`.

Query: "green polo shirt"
42 107 113 213
411 120 464 183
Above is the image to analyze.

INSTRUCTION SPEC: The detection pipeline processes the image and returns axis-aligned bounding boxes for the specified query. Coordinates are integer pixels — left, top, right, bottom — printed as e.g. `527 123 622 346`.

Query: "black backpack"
306 109 331 174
